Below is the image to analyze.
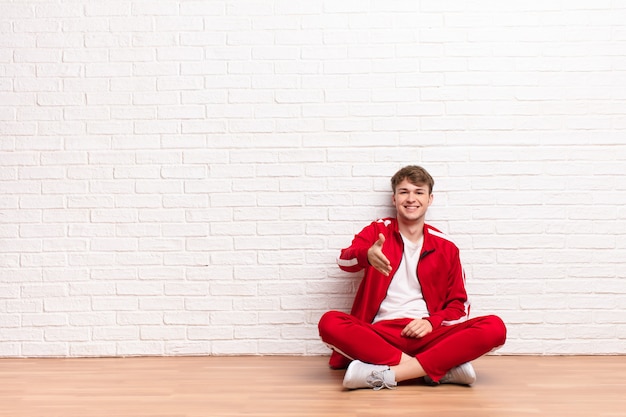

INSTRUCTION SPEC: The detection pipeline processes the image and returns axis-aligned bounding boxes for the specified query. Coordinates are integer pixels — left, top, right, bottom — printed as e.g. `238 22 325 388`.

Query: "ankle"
391 358 426 382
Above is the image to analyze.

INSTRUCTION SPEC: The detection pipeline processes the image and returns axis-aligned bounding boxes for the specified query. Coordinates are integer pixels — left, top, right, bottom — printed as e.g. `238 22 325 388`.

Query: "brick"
116 341 164 356
22 343 67 357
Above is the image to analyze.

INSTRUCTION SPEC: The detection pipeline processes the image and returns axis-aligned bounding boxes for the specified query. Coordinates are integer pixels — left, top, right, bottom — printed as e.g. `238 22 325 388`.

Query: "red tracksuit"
318 218 506 382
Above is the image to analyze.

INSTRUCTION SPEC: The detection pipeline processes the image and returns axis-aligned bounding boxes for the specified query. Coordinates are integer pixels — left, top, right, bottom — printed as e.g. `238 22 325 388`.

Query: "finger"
376 265 390 276
376 250 391 268
371 255 391 275
403 330 419 338
402 323 417 336
380 258 391 275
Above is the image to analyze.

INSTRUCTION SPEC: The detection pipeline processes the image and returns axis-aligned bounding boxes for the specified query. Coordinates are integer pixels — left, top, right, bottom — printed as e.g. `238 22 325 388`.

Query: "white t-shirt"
373 234 428 323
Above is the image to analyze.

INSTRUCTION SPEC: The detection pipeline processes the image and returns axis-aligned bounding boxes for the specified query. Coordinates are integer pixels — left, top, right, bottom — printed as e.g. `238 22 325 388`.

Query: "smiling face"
392 178 433 225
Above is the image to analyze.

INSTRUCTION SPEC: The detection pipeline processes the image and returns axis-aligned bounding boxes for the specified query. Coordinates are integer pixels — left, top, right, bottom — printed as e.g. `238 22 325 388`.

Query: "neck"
397 220 424 243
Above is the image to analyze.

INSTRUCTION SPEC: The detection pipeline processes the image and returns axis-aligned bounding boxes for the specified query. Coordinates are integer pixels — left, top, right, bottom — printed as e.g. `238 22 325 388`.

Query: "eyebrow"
397 186 428 192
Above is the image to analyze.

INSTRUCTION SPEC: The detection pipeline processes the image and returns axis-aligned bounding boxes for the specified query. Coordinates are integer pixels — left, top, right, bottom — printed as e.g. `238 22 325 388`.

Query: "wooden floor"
0 355 624 417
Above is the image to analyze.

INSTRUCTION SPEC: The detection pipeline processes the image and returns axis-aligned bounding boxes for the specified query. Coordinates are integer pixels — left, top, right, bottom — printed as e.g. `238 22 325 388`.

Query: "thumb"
376 233 386 247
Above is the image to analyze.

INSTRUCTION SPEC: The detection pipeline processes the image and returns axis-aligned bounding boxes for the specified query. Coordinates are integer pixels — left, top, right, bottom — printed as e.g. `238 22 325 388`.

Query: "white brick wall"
1 0 625 357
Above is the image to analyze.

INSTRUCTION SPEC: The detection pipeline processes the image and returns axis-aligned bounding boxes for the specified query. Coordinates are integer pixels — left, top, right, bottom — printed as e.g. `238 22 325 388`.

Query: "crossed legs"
318 311 506 383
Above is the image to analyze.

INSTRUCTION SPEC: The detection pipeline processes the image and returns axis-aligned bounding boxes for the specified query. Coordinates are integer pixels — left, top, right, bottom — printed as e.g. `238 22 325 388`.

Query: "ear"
428 193 433 206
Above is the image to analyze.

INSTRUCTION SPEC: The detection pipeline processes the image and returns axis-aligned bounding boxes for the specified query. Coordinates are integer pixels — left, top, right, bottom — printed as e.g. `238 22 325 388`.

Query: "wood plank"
0 356 624 417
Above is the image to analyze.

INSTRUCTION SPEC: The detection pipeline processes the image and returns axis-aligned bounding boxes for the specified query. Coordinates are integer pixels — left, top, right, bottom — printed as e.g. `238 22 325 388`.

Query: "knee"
485 315 507 347
317 310 345 340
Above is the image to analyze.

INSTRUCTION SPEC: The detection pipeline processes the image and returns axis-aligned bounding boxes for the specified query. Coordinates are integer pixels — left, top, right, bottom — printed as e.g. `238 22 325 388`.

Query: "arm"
337 222 388 273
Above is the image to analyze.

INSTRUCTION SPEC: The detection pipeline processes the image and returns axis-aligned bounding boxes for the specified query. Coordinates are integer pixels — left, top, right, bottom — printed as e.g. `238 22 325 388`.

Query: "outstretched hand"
367 233 392 276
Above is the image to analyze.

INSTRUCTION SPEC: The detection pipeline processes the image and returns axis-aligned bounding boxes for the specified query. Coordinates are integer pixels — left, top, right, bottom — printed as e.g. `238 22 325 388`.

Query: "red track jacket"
329 218 470 368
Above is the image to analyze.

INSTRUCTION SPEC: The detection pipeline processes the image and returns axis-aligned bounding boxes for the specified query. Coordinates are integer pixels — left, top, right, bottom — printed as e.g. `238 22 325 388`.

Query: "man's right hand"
367 233 392 276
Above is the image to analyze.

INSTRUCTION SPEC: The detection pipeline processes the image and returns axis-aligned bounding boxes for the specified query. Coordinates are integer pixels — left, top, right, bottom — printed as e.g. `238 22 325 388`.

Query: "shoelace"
366 369 396 390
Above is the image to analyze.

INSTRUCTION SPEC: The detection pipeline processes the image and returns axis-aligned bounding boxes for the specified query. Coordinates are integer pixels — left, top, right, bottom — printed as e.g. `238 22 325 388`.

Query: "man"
318 165 506 390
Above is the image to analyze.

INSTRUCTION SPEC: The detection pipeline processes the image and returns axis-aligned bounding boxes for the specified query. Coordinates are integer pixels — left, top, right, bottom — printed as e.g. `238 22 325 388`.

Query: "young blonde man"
318 165 506 390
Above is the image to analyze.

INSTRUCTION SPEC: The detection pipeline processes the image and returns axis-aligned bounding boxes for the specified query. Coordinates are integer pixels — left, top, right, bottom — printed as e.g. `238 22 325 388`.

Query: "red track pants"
318 311 506 382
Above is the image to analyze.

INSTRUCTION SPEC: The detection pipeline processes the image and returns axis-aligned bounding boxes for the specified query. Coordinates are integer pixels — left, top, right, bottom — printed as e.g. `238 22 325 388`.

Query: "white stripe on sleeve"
337 257 359 267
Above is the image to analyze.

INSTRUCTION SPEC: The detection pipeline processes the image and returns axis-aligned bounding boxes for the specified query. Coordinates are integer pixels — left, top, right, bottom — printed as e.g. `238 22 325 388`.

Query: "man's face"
392 179 433 223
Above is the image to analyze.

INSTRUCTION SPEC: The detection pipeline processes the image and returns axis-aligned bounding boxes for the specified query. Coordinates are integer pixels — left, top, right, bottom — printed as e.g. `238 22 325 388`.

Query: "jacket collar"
390 218 436 260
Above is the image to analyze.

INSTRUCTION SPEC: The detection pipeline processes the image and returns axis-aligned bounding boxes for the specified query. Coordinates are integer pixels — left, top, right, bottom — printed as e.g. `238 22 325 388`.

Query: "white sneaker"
343 360 397 390
424 362 476 386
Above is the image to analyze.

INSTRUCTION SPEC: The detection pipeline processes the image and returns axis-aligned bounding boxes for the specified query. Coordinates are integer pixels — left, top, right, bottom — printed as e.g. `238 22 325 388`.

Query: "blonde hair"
390 165 434 194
